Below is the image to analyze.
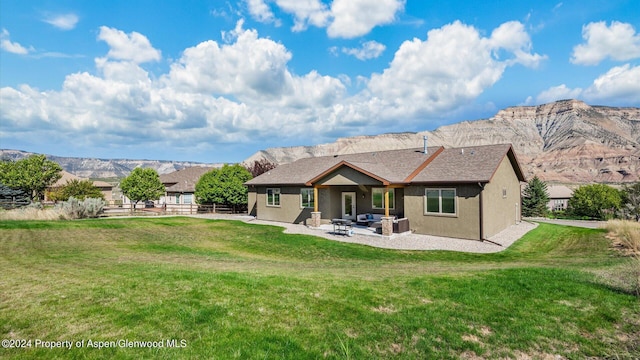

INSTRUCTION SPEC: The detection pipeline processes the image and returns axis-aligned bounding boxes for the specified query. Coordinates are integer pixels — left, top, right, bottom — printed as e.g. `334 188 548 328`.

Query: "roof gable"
306 161 388 186
411 144 525 183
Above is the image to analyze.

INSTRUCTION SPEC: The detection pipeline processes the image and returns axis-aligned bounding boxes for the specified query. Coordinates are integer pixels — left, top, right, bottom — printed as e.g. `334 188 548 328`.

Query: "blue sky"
1 0 639 163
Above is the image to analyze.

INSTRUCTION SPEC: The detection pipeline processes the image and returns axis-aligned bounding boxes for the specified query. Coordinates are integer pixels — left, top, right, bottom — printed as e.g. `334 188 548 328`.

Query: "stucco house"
46 171 113 203
547 185 573 212
159 166 215 205
245 144 526 240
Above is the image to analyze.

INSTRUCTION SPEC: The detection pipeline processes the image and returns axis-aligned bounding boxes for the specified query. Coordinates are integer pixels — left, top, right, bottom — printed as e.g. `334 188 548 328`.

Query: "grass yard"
0 217 638 359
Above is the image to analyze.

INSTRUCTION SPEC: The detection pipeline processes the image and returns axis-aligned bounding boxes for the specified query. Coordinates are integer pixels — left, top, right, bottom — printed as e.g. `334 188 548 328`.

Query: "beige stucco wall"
249 185 404 224
404 184 481 240
317 167 383 186
252 186 314 224
248 190 257 216
482 157 522 238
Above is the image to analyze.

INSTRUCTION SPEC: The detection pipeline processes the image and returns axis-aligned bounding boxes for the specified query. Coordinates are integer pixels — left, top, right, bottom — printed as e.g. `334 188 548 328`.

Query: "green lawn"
0 217 638 359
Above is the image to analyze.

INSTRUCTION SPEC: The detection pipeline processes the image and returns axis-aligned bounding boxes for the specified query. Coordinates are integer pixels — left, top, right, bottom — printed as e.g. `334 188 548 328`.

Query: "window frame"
372 188 395 210
300 188 314 209
424 188 457 216
266 188 281 207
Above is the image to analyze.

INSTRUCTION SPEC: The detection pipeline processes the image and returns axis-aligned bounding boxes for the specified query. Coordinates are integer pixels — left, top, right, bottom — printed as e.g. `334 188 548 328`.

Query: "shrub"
604 220 640 296
57 197 105 219
568 184 622 220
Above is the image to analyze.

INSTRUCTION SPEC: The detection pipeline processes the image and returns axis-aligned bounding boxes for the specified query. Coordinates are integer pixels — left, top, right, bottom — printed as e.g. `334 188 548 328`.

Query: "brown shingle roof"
245 144 525 186
159 166 215 193
411 144 525 183
245 147 443 186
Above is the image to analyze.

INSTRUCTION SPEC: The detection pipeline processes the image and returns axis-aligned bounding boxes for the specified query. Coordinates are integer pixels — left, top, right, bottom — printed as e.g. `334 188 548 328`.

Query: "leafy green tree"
568 183 622 220
58 179 105 201
619 182 640 221
195 164 252 211
0 155 62 201
120 168 164 211
522 176 549 217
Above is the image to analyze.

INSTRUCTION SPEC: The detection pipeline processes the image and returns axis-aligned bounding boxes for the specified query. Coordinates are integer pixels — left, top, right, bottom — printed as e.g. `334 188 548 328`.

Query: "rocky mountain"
244 100 640 183
0 149 221 179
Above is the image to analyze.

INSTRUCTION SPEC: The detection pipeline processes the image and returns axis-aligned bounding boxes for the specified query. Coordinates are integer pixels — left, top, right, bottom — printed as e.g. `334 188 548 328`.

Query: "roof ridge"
403 146 445 182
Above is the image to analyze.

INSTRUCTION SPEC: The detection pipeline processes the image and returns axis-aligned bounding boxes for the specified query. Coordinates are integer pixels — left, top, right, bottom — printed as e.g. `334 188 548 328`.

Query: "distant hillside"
0 150 222 179
244 99 640 183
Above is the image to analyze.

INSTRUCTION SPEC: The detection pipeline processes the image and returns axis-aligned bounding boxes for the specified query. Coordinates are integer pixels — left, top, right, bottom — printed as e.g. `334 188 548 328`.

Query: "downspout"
478 182 485 241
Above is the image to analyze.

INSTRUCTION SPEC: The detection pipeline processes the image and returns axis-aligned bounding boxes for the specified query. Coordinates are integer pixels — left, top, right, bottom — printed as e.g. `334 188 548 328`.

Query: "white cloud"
0 23 347 152
367 20 546 119
530 64 640 105
253 0 404 38
0 28 30 54
342 40 386 60
0 21 552 159
582 64 640 103
328 0 404 38
168 20 293 99
535 84 582 104
43 13 79 30
246 0 280 25
98 26 161 63
571 21 640 65
274 0 330 31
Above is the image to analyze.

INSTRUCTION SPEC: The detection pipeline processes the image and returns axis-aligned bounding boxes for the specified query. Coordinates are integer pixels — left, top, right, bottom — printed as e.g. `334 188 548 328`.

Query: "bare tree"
245 159 277 178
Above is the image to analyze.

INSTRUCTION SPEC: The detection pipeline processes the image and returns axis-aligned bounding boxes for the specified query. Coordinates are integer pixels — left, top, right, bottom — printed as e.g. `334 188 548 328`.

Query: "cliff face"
245 100 640 183
0 149 220 179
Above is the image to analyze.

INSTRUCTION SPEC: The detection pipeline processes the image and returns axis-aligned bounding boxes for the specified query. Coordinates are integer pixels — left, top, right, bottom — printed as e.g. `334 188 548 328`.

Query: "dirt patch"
371 304 397 314
462 334 481 343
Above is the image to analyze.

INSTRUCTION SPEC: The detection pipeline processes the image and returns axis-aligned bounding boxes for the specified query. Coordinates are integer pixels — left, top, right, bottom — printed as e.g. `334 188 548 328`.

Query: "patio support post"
310 186 321 228
384 187 390 217
313 186 318 213
381 186 393 236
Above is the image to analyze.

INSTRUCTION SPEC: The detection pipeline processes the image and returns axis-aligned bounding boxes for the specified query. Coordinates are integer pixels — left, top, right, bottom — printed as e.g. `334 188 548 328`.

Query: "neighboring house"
245 144 526 240
159 166 215 205
547 185 573 211
46 171 113 203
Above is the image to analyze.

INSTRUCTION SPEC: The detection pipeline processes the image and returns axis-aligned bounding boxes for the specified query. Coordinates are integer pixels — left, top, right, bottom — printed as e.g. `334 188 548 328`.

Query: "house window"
301 188 314 208
425 188 456 215
372 188 395 209
502 187 507 199
267 188 280 207
553 199 565 211
183 194 193 204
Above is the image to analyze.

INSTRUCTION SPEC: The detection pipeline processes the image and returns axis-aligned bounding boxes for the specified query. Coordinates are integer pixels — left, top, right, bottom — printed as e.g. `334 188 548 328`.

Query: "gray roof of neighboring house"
547 185 573 199
160 166 215 193
51 171 113 189
245 144 525 186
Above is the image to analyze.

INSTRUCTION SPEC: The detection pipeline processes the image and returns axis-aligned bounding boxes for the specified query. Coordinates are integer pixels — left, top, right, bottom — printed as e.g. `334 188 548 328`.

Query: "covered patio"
303 157 414 236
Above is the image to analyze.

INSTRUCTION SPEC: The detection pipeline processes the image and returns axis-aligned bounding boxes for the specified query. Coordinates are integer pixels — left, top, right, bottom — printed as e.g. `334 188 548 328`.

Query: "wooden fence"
104 203 246 215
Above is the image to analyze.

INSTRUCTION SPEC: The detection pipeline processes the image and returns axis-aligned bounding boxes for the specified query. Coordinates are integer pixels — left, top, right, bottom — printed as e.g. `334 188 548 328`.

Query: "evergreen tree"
0 183 30 209
522 176 549 217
